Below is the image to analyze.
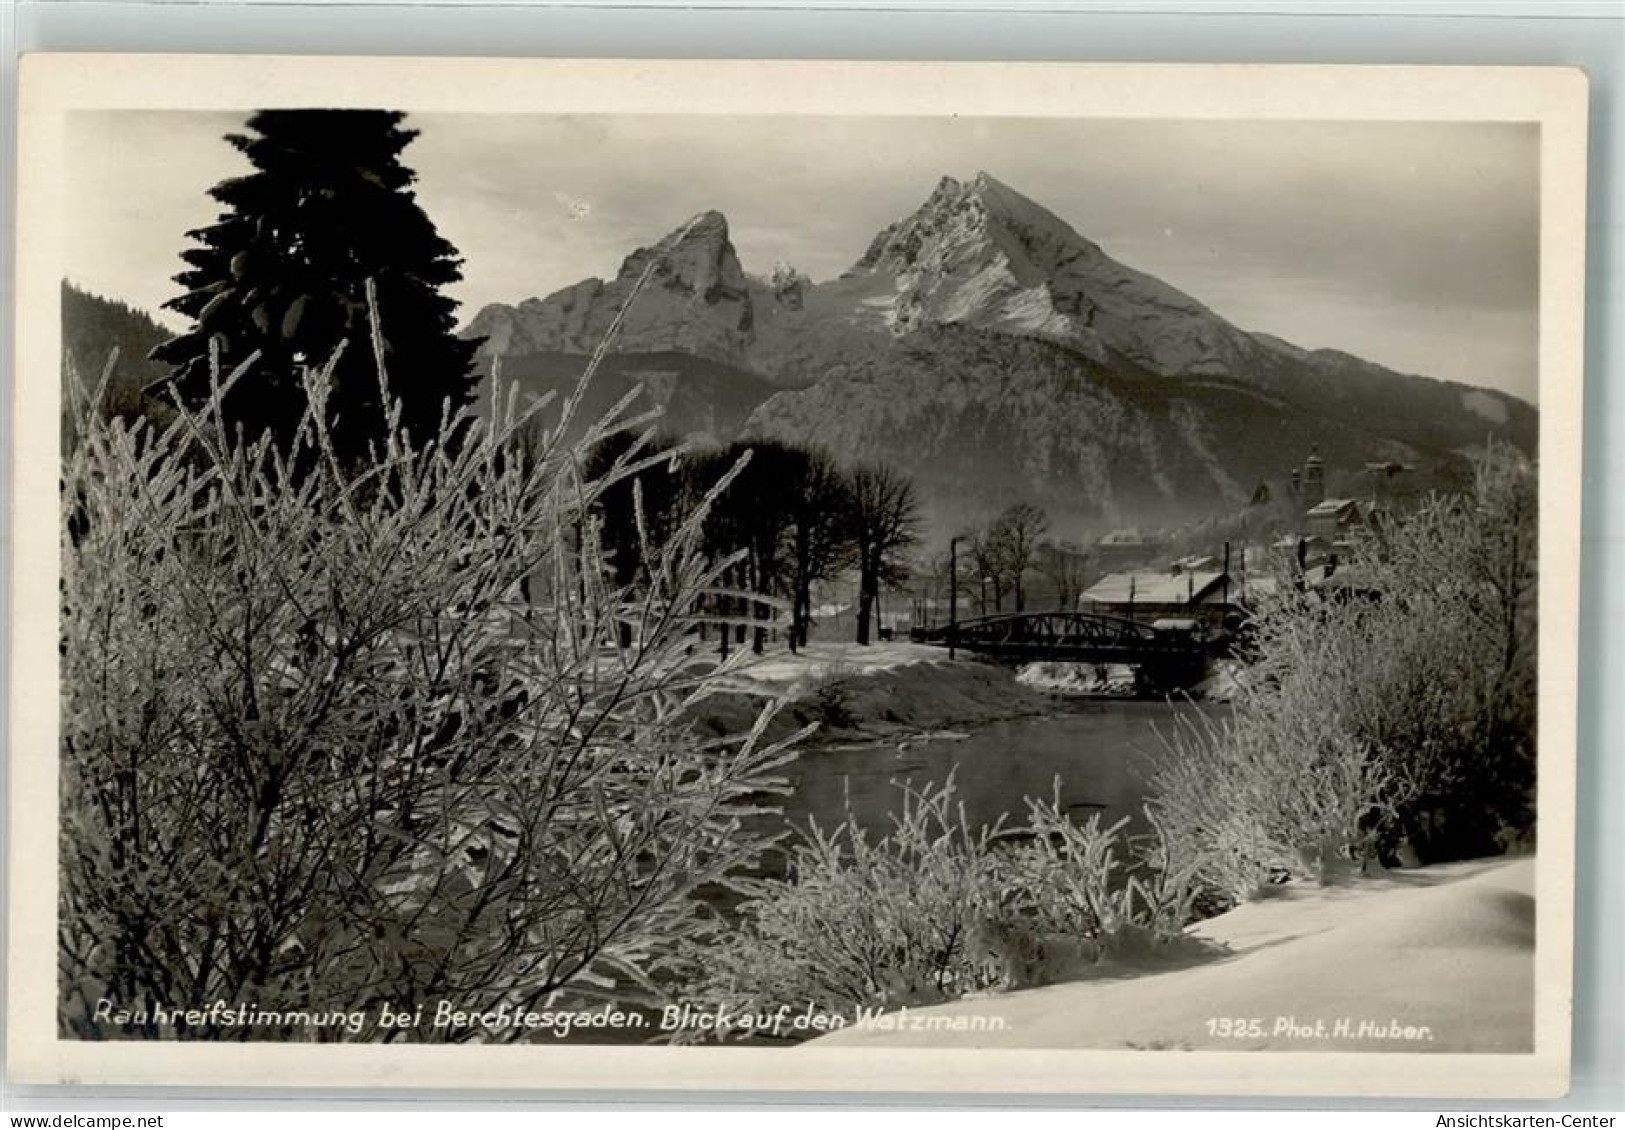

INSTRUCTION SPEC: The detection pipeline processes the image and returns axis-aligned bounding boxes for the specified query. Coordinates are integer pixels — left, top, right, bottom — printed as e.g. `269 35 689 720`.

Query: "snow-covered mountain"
464 172 1536 530
840 172 1260 377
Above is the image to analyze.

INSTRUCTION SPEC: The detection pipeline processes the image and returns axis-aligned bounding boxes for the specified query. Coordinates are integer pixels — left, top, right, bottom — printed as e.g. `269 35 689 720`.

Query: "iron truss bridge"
910 610 1217 667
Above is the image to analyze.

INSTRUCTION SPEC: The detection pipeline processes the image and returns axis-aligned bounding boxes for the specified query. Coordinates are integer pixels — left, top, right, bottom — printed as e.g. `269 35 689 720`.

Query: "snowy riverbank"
689 642 1056 744
813 855 1535 1053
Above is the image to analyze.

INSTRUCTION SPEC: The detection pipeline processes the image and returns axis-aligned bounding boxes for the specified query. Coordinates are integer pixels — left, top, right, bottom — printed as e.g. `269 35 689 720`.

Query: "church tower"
1302 445 1326 508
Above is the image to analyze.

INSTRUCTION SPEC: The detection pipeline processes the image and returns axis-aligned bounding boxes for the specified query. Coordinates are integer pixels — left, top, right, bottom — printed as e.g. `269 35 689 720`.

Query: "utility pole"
949 535 960 661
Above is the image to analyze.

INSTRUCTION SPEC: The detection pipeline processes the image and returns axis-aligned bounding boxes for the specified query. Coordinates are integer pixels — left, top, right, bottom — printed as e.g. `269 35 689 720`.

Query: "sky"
63 112 1540 403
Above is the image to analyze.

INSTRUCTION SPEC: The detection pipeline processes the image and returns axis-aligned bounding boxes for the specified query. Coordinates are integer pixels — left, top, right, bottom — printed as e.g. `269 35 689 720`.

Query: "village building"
1081 569 1233 629
1272 531 1333 570
1272 444 1392 569
1305 558 1383 602
1095 527 1159 570
1292 445 1327 508
1363 459 1417 506
1305 496 1369 539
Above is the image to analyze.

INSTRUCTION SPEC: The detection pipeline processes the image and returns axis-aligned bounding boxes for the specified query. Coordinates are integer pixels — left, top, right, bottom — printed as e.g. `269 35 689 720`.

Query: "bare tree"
969 532 1009 615
717 440 798 655
681 441 785 657
582 430 681 646
679 440 852 656
783 448 857 651
909 544 970 627
987 503 1050 612
583 430 680 589
848 462 921 645
1037 539 1090 610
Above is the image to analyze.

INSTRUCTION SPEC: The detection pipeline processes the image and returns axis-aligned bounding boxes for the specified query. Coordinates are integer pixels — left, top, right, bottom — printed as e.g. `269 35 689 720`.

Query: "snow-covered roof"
1307 563 1383 592
1306 497 1361 517
1098 528 1145 546
1083 571 1228 606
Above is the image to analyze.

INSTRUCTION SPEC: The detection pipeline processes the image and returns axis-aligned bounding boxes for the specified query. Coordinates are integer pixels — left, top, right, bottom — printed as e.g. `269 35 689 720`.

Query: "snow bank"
730 641 944 690
814 856 1534 1053
687 645 1053 742
1016 661 1134 696
1016 659 1250 701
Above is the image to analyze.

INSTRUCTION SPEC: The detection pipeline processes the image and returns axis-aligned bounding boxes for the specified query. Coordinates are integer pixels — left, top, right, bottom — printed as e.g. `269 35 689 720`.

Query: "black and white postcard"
6 55 1588 1098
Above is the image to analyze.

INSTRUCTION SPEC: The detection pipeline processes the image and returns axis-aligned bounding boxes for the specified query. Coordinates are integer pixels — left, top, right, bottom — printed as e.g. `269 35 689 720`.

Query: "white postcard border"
7 54 1589 1099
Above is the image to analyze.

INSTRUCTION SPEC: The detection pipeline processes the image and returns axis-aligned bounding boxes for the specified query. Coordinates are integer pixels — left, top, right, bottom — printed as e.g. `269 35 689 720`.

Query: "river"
557 694 1227 1042
777 697 1224 848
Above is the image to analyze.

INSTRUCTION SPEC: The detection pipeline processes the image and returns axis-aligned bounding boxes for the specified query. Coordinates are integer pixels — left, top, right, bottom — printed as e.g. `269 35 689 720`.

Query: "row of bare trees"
913 503 1093 620
971 503 1054 612
583 433 921 651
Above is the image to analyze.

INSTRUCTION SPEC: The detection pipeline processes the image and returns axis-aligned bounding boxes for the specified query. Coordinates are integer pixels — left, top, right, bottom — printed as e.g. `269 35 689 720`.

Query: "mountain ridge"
461 171 1534 530
59 281 178 451
126 173 1535 531
66 170 1532 533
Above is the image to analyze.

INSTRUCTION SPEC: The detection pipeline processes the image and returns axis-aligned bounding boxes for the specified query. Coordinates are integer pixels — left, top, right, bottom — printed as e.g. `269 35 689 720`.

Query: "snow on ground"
1016 661 1135 696
814 856 1534 1053
725 641 946 692
1015 659 1250 701
688 643 1055 743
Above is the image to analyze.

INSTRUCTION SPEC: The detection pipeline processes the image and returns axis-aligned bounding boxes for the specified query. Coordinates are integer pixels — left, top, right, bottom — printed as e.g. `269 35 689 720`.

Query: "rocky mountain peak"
615 210 745 298
835 171 1256 376
457 176 1533 534
765 260 810 310
847 172 1089 280
464 209 755 367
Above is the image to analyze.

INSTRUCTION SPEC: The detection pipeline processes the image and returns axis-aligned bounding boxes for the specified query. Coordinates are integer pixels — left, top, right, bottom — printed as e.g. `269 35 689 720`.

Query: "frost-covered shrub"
1001 786 1204 951
1357 446 1538 860
1148 707 1393 901
1148 444 1538 899
59 343 804 1042
690 775 1204 1031
693 776 1004 1022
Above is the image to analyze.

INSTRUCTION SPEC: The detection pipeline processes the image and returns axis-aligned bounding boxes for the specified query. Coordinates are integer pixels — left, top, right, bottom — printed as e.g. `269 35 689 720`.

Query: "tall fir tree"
151 110 479 462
